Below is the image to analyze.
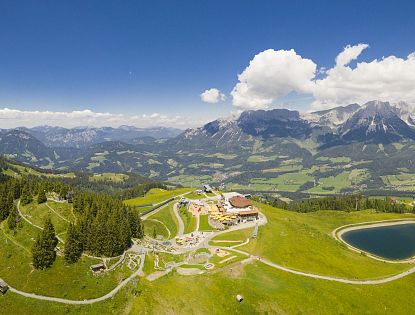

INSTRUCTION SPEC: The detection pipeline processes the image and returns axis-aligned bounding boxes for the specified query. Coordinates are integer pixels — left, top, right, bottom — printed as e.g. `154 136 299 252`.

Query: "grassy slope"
239 203 415 279
145 203 178 238
142 220 170 239
3 203 415 313
199 215 215 231
0 220 132 300
124 188 193 206
178 206 197 234
211 227 254 242
128 263 415 314
20 200 70 239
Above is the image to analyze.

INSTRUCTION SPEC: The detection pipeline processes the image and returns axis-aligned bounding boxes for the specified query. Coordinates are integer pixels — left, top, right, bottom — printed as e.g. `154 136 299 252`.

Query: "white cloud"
230 44 415 112
200 88 226 104
0 108 198 129
231 49 317 109
311 47 415 111
335 43 369 67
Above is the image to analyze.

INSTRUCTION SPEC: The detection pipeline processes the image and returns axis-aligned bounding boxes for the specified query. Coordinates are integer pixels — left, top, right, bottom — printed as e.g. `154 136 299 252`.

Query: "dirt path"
8 267 143 305
172 203 184 237
45 202 71 223
16 201 65 244
195 213 200 231
219 246 415 285
149 219 171 239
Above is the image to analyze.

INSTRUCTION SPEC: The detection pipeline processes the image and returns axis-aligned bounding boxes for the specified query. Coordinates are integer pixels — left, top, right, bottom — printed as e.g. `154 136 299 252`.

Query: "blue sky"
1 0 415 128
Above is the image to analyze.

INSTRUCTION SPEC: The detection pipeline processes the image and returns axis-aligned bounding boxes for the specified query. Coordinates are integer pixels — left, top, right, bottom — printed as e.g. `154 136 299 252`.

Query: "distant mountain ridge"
1 100 415 195
4 125 182 148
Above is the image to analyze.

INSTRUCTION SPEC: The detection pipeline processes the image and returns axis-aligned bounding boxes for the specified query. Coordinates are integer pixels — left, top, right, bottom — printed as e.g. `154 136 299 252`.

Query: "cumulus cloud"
200 88 226 104
335 43 369 67
311 47 415 111
230 44 415 112
0 108 197 129
231 49 316 109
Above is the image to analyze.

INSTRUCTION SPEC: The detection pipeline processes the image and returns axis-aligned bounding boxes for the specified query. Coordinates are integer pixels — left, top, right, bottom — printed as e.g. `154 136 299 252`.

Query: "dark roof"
229 196 253 208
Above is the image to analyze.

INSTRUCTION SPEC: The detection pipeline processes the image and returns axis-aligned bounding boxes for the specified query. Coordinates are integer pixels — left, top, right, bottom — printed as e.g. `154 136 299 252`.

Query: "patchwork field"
381 173 415 191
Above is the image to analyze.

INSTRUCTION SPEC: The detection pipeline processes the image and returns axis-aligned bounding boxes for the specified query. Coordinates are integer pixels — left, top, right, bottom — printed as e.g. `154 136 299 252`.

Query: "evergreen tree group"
64 223 83 263
269 194 414 213
37 185 47 204
0 189 13 221
7 204 19 230
20 184 32 206
32 218 58 269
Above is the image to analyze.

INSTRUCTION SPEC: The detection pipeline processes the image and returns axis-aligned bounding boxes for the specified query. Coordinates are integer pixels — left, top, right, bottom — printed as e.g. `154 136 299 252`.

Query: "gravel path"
172 203 184 237
8 267 143 305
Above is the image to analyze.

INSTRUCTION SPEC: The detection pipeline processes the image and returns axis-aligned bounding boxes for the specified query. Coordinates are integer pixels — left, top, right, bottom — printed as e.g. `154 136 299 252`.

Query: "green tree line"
268 195 415 213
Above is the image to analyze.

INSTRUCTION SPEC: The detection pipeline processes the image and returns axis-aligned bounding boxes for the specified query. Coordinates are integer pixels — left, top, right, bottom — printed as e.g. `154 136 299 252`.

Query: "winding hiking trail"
221 247 415 285
16 200 65 244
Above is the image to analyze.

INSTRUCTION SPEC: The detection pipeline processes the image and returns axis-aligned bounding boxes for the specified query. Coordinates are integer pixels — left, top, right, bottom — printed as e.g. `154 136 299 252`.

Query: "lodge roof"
229 196 253 208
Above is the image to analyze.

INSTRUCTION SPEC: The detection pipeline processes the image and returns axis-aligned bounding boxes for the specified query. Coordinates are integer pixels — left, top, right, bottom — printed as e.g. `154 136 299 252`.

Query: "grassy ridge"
124 188 193 206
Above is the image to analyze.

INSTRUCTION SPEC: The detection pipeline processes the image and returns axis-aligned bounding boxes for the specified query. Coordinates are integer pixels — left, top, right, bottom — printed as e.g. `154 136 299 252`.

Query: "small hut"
90 263 106 273
0 279 9 295
203 185 213 193
66 191 74 203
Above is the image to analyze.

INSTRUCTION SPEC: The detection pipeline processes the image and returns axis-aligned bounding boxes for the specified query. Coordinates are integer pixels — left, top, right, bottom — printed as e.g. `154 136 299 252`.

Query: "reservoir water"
342 223 415 260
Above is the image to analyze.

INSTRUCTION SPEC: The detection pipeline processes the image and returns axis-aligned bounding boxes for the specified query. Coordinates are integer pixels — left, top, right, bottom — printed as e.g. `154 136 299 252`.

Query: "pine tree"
0 190 13 221
37 186 47 204
32 218 58 269
7 204 19 230
0 190 7 221
64 224 83 264
129 210 144 239
20 185 32 206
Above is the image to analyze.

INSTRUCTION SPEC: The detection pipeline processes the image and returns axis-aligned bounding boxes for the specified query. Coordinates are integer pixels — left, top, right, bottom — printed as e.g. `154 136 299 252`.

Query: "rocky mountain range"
1 100 415 195
6 125 182 148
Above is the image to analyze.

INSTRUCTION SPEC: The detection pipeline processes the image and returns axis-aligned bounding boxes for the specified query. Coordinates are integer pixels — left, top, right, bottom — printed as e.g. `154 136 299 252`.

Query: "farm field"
89 172 129 182
381 173 415 191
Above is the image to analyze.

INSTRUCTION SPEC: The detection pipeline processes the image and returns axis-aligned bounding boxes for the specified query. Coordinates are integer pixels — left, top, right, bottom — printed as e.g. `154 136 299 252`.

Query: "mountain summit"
339 101 415 143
